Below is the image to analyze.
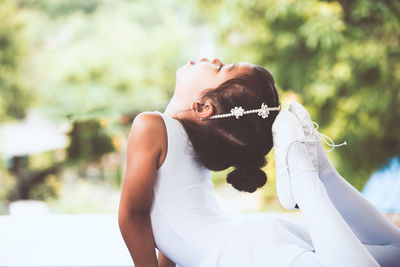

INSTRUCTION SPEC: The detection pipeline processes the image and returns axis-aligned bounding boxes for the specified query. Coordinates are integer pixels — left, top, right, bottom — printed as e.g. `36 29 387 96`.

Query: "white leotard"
150 111 315 267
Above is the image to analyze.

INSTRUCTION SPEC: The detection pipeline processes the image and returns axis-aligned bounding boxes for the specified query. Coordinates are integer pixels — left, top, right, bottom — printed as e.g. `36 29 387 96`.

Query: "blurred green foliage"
0 0 201 206
13 0 199 120
67 120 114 162
196 0 400 189
0 0 32 121
0 160 16 205
29 174 61 200
0 0 399 212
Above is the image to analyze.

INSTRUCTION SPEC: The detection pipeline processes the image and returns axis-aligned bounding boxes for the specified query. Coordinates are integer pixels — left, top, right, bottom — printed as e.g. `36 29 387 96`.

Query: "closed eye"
218 64 223 72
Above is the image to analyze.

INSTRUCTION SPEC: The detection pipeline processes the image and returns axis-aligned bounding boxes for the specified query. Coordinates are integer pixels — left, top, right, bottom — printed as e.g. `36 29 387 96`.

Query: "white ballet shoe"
272 110 305 210
288 101 347 177
288 101 320 173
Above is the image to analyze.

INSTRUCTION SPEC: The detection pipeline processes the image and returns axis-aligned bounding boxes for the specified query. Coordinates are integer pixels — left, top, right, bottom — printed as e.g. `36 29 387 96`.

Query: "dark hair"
178 65 280 193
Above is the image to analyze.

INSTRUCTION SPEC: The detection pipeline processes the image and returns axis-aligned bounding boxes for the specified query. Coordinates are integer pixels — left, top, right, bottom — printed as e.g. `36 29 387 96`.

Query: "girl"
118 57 400 267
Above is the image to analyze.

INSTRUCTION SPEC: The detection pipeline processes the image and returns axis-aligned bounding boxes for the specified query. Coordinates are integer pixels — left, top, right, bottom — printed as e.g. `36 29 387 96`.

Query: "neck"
164 97 191 120
164 97 205 124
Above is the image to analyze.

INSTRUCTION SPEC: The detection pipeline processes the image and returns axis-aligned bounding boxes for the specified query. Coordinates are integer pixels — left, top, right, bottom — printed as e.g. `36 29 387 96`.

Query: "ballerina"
118 57 400 267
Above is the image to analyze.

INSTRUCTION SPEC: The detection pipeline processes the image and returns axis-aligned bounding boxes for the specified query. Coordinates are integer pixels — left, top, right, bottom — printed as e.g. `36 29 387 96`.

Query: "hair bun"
226 165 267 193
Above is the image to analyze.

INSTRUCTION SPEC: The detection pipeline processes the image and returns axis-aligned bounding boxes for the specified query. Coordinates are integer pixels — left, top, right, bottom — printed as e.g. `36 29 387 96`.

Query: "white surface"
9 200 50 215
0 214 133 266
0 111 70 157
0 212 305 266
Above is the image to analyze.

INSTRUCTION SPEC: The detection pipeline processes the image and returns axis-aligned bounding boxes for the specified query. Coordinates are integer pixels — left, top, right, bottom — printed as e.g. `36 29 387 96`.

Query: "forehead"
225 62 254 78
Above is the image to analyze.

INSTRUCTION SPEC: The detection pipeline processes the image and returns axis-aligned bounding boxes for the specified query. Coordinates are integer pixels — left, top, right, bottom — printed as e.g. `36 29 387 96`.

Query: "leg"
363 243 400 267
318 143 400 246
288 101 400 265
291 244 400 267
288 100 400 245
287 142 379 267
319 153 400 267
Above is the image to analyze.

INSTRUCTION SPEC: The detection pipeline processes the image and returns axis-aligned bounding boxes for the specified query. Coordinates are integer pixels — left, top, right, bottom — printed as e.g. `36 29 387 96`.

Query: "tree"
195 0 400 189
18 0 200 121
1 0 210 207
0 0 33 206
0 0 32 121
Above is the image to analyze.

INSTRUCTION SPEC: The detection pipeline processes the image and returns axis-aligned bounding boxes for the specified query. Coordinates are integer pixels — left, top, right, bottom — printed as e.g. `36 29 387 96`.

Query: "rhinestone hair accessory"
200 102 280 121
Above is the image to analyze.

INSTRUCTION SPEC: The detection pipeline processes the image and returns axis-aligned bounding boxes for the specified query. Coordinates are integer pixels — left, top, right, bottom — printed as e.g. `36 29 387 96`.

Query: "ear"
191 100 214 120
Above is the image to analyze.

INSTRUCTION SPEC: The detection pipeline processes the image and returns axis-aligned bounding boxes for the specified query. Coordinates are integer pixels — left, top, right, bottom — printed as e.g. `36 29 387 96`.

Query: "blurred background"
1 0 399 218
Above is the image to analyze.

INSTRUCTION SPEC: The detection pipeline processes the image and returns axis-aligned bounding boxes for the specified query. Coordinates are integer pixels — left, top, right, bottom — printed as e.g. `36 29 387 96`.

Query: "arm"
118 112 166 267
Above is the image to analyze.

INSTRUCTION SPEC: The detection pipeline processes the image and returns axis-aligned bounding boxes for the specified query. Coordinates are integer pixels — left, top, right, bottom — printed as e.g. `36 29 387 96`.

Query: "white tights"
287 143 400 267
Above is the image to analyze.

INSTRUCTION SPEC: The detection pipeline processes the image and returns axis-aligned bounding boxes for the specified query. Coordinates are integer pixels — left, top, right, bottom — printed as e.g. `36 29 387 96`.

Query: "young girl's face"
173 58 254 106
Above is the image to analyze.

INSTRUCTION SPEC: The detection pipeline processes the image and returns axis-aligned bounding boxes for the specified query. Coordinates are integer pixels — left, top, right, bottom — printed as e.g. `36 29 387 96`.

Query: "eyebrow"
227 63 237 72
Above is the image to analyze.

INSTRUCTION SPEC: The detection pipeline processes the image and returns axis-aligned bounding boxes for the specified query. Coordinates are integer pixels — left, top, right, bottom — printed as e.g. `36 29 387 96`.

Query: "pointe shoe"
288 101 321 173
288 101 347 179
272 110 305 210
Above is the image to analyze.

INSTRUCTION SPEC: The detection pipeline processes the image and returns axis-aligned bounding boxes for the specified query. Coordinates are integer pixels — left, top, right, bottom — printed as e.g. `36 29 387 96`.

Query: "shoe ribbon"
302 121 347 152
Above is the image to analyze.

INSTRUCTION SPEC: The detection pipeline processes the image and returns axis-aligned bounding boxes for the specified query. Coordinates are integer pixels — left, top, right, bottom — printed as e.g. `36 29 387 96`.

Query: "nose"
199 57 209 63
211 58 224 65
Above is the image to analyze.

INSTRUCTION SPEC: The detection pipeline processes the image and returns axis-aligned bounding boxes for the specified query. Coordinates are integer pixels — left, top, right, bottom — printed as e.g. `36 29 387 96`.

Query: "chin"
176 61 191 78
176 69 184 82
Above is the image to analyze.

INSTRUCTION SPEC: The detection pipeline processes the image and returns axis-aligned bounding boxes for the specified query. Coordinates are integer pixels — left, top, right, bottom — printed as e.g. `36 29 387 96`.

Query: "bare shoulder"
131 111 165 133
129 112 167 169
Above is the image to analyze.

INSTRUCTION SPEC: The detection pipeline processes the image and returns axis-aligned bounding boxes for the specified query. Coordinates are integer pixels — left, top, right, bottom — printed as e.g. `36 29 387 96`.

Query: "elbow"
118 209 151 229
118 207 133 231
118 199 153 232
118 212 153 242
118 210 127 230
